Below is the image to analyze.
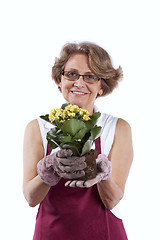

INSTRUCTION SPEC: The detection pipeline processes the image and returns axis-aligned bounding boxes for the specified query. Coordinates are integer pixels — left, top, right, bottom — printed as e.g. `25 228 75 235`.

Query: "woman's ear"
98 88 103 96
58 81 62 92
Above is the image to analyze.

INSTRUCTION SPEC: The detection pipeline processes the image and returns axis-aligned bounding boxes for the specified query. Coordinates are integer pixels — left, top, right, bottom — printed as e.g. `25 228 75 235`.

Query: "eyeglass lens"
62 71 100 83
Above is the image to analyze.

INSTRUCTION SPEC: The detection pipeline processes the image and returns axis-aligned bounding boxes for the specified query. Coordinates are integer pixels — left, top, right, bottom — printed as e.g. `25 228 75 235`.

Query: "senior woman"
23 42 133 240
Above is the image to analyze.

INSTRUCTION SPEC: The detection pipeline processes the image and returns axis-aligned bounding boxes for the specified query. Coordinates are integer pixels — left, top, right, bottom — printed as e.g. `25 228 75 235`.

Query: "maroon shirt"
33 138 128 240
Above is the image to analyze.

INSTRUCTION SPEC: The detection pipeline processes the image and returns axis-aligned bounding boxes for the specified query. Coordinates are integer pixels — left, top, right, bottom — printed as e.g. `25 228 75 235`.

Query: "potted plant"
40 103 101 180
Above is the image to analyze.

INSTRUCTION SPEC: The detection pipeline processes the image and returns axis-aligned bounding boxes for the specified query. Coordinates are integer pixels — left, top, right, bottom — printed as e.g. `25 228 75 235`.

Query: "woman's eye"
86 75 94 79
68 72 78 77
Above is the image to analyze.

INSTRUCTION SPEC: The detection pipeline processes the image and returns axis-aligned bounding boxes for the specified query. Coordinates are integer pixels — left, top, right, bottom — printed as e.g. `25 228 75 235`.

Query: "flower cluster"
49 104 90 123
40 103 101 156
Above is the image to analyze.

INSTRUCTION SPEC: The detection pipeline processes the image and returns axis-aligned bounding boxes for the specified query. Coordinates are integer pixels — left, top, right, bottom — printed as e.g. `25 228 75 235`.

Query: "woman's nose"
73 76 86 88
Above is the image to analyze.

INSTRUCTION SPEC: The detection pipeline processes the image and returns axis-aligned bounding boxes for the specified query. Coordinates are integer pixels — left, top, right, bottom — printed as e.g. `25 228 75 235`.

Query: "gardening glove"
37 149 86 186
65 154 112 188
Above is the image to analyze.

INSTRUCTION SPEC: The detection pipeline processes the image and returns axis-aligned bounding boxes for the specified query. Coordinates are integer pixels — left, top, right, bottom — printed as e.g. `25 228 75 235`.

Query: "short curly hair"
52 42 123 97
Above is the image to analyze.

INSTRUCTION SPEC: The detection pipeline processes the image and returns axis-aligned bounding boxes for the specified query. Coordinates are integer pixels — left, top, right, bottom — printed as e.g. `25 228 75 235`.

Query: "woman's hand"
65 154 111 187
37 149 87 186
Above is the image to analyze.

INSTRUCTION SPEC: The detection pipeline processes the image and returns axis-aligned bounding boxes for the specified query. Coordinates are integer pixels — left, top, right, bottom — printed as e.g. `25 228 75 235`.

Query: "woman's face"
59 54 102 114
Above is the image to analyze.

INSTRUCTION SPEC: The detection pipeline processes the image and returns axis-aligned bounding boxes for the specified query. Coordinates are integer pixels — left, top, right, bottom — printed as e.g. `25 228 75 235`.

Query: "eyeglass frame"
61 70 104 84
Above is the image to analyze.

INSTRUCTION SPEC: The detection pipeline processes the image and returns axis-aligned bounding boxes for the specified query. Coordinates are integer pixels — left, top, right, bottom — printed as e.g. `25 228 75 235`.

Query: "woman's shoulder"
114 118 133 155
26 117 53 131
115 118 132 137
25 119 40 133
26 118 53 156
24 119 41 141
23 119 44 155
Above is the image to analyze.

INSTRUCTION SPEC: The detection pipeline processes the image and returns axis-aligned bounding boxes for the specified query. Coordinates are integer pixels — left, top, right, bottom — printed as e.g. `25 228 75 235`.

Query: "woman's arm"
23 120 51 207
97 118 133 210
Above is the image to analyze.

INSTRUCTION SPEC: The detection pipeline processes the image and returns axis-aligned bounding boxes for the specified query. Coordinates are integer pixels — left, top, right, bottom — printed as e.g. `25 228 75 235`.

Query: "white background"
0 0 160 239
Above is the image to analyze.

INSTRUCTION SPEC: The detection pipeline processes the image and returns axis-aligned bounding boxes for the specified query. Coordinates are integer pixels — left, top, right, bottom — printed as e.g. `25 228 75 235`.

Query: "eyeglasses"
61 71 102 84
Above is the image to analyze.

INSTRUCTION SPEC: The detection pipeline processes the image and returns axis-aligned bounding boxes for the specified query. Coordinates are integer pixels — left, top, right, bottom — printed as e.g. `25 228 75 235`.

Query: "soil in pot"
77 149 97 180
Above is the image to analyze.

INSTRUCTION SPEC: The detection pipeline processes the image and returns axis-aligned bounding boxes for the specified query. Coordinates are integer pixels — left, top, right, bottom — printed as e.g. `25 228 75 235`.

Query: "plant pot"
78 149 97 180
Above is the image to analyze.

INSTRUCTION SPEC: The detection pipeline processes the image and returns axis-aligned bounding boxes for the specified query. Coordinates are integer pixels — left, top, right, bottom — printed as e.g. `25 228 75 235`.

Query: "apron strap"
95 137 101 156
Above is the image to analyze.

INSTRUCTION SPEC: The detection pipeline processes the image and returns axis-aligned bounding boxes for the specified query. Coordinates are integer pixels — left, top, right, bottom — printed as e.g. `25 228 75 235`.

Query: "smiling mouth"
70 91 88 95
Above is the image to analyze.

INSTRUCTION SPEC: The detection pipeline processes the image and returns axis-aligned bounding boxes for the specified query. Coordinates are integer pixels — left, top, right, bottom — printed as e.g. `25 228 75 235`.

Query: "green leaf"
47 128 59 139
80 131 90 144
47 128 62 148
59 136 73 142
40 114 49 121
84 112 101 130
90 112 101 120
90 126 101 141
61 103 70 110
61 119 86 136
81 138 93 156
73 126 88 140
90 112 101 124
40 114 50 122
47 138 60 149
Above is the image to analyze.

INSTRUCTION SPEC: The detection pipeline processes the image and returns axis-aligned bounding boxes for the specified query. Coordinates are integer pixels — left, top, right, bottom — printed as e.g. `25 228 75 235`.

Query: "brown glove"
37 149 86 186
65 154 112 188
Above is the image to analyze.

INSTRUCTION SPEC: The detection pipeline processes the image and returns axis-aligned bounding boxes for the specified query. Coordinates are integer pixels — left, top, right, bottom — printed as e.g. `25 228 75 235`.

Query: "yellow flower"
61 110 67 119
79 110 84 116
55 108 63 118
49 114 56 122
65 104 73 111
50 108 56 114
60 120 66 123
71 105 79 112
68 112 76 117
49 104 90 123
49 108 63 122
65 104 80 113
83 115 90 121
49 108 56 122
75 139 81 142
82 109 89 115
